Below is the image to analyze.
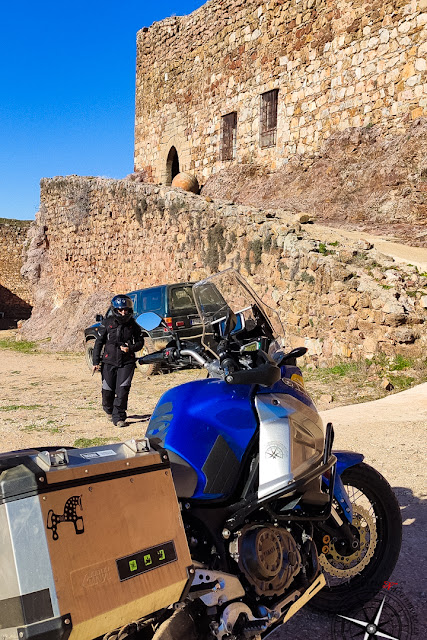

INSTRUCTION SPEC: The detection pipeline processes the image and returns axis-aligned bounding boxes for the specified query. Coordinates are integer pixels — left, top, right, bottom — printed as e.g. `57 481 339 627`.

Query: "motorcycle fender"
329 451 364 522
334 450 364 476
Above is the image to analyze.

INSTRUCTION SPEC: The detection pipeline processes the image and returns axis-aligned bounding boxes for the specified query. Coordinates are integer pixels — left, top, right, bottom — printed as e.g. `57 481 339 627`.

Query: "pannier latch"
124 438 150 454
37 448 69 468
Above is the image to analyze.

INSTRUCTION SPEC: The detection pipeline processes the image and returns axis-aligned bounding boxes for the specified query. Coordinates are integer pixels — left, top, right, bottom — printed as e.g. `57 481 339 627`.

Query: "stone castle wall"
20 176 427 359
0 219 33 321
135 0 427 184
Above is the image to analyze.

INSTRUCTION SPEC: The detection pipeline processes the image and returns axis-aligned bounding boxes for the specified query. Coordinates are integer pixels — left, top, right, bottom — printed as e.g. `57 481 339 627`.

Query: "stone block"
390 328 416 343
401 62 415 80
333 317 349 332
363 336 378 356
415 58 427 72
331 280 345 292
319 394 333 405
386 312 409 327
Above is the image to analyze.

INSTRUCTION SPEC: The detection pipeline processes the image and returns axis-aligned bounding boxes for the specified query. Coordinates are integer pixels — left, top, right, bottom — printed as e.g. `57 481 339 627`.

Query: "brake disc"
319 504 377 578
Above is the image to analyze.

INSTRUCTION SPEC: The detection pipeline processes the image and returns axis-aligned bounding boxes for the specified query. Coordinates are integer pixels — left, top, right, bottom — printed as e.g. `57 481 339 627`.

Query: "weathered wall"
135 0 427 184
0 218 33 323
20 176 427 360
201 118 427 246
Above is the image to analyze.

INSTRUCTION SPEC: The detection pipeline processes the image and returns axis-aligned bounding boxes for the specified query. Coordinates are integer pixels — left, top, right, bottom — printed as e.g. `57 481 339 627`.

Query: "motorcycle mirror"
95 314 104 322
285 346 308 359
276 346 308 366
136 312 163 331
222 309 238 337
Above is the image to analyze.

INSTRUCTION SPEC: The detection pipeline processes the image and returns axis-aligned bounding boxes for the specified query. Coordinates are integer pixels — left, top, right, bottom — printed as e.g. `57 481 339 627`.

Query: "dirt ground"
1 343 425 639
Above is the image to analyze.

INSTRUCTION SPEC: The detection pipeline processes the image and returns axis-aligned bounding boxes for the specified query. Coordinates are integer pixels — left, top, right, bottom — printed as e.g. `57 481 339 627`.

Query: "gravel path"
310 223 427 271
1 347 425 638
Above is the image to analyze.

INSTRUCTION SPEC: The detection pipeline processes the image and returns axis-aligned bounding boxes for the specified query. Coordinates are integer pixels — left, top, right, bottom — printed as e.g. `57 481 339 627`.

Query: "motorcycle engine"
229 524 301 596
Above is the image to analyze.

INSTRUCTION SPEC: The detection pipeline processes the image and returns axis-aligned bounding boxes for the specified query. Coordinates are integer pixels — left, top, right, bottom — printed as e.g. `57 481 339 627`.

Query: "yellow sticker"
291 373 305 388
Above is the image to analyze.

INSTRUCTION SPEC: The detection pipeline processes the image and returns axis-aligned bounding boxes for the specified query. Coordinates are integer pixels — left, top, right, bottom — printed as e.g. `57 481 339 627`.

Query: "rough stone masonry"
135 0 427 185
20 177 427 361
0 219 32 325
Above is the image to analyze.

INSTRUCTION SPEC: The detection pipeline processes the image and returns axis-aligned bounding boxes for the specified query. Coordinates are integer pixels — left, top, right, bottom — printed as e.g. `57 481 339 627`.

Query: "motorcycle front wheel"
312 462 402 613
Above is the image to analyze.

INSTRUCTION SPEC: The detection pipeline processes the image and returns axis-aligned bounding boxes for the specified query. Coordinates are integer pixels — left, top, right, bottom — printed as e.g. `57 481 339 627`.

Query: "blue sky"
0 1 206 220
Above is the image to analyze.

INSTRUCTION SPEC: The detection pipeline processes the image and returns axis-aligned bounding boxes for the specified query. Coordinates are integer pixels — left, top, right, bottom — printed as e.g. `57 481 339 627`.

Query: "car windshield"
192 268 285 358
170 286 197 311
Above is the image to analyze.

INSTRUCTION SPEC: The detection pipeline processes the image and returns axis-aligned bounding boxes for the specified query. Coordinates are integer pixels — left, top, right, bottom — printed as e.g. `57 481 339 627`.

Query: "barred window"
260 89 279 148
221 112 237 161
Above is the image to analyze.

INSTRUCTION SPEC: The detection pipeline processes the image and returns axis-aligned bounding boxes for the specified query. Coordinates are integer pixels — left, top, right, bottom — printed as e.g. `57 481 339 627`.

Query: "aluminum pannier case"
0 440 193 640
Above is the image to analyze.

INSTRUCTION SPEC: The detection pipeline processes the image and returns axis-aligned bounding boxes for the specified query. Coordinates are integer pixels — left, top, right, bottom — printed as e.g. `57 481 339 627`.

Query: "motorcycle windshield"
192 268 285 359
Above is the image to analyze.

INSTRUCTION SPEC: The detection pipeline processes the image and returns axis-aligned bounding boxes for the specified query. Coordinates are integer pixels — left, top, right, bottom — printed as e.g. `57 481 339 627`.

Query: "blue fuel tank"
146 378 257 499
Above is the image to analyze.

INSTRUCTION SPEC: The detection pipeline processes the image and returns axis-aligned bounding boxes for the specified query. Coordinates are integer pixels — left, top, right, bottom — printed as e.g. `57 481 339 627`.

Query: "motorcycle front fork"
315 504 361 554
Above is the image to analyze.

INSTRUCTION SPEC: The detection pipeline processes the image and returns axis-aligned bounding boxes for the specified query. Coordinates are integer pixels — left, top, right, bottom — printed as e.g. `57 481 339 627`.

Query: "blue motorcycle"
135 269 402 640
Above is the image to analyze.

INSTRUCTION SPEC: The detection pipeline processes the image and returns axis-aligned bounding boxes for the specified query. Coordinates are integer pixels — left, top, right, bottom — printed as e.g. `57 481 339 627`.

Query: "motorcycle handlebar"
139 345 281 387
139 348 208 367
225 362 281 387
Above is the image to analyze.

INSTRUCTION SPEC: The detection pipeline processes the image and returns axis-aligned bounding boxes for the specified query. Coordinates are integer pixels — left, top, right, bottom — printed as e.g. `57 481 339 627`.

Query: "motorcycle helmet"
111 294 133 323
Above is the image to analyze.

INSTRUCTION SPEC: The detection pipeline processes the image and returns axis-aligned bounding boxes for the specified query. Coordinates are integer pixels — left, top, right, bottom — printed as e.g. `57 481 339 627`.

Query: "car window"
138 287 166 316
194 281 228 313
127 293 137 312
170 286 197 311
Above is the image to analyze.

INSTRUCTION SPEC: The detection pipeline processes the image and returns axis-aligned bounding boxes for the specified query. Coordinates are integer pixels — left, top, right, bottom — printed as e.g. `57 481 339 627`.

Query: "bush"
389 354 414 371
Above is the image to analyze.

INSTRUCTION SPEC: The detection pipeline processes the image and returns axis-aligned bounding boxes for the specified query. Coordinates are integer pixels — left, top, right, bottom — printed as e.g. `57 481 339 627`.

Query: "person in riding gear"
92 295 144 427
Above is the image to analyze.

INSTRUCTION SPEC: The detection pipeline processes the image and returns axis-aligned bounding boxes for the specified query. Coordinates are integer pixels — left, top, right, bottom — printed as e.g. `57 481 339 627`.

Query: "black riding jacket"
92 316 144 367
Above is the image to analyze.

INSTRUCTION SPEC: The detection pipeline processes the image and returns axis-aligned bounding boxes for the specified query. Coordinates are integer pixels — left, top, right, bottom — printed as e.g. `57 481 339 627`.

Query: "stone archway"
166 146 180 185
158 127 191 185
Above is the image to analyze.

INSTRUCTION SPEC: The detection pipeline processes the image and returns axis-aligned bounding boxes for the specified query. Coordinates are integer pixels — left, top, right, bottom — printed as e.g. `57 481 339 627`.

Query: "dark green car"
84 283 203 376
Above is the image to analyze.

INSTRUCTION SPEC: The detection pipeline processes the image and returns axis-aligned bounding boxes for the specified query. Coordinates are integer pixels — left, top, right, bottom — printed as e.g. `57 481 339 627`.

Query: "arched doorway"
166 146 180 184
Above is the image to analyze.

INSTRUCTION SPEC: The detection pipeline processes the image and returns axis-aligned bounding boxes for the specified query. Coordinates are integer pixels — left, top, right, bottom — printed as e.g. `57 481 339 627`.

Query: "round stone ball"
171 172 199 193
